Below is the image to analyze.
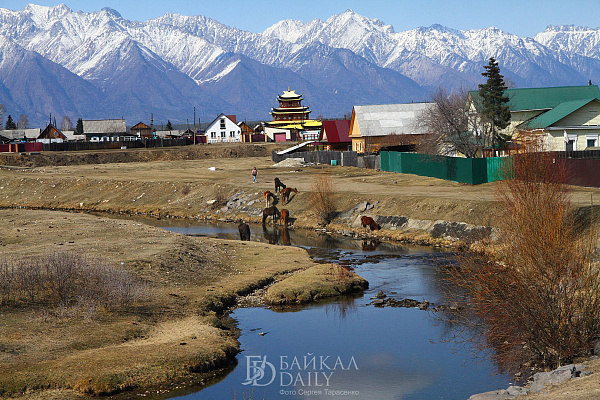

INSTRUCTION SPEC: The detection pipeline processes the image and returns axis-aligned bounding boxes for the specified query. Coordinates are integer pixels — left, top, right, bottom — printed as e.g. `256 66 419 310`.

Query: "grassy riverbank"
0 208 365 399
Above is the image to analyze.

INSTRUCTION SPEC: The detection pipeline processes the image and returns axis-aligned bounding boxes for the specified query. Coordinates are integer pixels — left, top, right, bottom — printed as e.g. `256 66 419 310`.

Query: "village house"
0 128 41 142
130 122 152 138
468 84 600 152
83 119 127 141
37 123 66 143
206 114 241 144
320 120 351 151
349 103 433 153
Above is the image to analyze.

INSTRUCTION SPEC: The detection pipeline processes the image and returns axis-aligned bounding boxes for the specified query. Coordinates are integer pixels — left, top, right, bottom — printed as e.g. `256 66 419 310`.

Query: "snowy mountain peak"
543 24 599 33
100 7 122 19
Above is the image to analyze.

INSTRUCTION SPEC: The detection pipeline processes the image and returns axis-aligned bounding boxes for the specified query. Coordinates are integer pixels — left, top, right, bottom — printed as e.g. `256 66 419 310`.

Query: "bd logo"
243 355 276 387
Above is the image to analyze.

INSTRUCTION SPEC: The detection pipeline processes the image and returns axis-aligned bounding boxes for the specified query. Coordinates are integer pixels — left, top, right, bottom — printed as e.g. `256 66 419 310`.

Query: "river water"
124 217 513 400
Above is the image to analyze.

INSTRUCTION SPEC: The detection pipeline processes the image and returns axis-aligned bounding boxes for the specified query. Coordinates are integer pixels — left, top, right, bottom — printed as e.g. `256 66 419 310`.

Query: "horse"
262 206 280 226
238 222 251 241
360 215 380 231
280 209 289 227
274 177 286 194
281 187 298 204
263 190 278 207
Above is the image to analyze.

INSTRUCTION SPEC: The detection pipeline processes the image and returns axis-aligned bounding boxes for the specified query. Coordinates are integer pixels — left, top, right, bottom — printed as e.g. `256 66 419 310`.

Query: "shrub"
0 252 145 315
447 152 600 372
309 174 337 225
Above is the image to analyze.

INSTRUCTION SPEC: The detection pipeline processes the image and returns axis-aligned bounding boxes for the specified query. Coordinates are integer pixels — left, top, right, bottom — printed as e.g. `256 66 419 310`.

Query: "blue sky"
2 0 599 38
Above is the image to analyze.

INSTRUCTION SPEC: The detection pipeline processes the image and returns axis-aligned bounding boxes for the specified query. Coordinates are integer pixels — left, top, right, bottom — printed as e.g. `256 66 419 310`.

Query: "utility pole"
193 107 196 145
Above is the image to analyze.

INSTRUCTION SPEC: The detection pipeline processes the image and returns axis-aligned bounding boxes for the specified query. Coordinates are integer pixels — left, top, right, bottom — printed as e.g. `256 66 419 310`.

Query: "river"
122 217 513 400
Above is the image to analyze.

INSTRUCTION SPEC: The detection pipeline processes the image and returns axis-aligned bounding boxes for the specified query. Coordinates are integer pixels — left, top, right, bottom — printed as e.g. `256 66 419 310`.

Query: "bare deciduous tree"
60 116 72 131
418 88 486 158
18 114 28 129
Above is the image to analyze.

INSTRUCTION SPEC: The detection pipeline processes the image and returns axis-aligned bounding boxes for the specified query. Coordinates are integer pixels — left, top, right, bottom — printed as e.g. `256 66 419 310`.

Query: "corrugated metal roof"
469 85 600 112
352 103 433 137
83 119 126 134
521 98 599 129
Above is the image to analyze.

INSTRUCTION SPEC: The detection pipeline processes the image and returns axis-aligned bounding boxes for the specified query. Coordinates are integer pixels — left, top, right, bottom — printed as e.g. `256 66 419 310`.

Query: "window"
211 132 216 139
221 131 226 138
220 119 226 130
586 135 598 148
230 131 235 137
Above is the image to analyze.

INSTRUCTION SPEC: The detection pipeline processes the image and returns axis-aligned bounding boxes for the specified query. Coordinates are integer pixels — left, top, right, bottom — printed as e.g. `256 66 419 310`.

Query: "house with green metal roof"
468 84 600 152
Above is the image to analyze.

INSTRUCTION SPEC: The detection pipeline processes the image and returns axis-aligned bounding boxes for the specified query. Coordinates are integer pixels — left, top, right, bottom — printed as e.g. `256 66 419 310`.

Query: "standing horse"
281 187 298 204
263 191 278 207
238 222 251 241
274 177 286 194
262 206 280 225
360 215 380 231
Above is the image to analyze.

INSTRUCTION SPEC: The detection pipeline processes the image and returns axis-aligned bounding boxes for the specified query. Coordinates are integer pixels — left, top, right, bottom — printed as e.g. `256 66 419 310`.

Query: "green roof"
469 85 600 112
521 98 599 129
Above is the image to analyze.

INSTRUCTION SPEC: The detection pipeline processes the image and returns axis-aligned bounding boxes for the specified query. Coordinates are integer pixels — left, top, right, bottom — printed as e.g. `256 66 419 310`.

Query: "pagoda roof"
278 89 303 99
271 109 311 115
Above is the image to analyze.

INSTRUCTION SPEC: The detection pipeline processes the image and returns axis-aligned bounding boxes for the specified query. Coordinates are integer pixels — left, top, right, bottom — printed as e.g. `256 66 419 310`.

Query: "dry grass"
265 263 368 305
0 210 323 399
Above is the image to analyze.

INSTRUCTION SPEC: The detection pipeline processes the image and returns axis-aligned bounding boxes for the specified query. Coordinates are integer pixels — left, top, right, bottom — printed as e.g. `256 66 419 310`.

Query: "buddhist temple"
265 89 322 141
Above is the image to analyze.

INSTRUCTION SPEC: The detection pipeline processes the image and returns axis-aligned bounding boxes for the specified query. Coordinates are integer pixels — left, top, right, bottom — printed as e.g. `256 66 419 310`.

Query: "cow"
262 206 280 226
263 190 278 207
360 215 380 231
280 209 290 227
238 222 251 241
281 187 298 204
274 177 287 194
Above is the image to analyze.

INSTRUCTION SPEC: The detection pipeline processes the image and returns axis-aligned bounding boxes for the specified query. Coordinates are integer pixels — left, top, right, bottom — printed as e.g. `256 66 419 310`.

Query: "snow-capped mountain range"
0 4 599 127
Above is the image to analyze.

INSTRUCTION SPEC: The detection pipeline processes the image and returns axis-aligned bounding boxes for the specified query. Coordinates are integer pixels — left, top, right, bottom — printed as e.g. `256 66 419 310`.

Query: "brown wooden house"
130 122 152 138
38 124 66 140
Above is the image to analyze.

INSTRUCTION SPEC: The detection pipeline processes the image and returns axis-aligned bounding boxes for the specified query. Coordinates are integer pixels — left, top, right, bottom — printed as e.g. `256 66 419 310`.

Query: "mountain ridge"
0 4 598 127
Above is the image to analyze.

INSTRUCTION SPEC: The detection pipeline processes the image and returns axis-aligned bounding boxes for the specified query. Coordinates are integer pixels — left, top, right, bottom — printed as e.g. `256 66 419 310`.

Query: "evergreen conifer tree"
75 118 84 134
4 115 17 130
166 120 173 131
478 57 511 154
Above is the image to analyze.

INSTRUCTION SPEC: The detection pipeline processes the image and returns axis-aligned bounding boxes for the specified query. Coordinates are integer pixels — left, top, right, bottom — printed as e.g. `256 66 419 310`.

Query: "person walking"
251 166 258 183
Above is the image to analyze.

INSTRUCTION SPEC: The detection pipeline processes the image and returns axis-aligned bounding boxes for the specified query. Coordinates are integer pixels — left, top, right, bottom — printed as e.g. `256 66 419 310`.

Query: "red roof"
321 120 351 143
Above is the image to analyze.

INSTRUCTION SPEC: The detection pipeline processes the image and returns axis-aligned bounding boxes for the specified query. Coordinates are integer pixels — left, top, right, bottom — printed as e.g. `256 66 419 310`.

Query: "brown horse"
274 177 286 194
238 222 251 241
280 209 289 227
281 187 298 204
360 215 380 231
263 190 278 207
262 206 280 225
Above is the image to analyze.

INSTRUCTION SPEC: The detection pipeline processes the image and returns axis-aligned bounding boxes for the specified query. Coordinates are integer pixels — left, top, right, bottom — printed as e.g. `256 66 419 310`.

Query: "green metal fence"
380 151 511 184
